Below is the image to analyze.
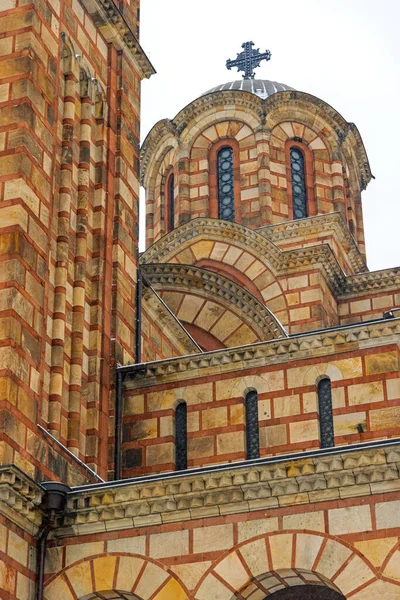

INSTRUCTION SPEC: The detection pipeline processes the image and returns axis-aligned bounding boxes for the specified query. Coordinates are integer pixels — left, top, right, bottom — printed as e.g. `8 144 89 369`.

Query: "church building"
0 2 400 600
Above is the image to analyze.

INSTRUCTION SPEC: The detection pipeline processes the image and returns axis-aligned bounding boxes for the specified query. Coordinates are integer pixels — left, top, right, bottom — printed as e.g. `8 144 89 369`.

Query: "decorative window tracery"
217 146 235 221
167 173 175 231
245 390 260 459
290 146 308 219
175 401 187 470
318 378 335 448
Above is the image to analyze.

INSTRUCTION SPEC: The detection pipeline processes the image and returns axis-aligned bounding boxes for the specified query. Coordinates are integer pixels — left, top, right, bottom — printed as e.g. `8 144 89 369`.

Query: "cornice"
142 263 287 341
0 466 44 533
80 0 155 79
258 212 367 275
341 267 400 297
57 442 400 536
140 218 347 295
122 318 400 388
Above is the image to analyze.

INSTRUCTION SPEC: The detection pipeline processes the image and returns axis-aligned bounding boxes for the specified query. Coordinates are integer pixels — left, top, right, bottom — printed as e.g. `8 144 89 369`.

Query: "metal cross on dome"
226 41 271 80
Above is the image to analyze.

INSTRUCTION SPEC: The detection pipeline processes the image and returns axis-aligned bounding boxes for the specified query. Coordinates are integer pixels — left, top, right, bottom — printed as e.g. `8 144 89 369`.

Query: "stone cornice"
142 263 287 341
80 0 155 79
122 318 400 388
257 212 367 275
140 218 347 295
0 466 44 533
341 267 400 297
142 285 202 355
140 90 371 190
57 442 400 536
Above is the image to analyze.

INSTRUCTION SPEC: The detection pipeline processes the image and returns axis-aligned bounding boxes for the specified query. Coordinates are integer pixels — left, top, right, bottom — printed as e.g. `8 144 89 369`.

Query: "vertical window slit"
318 378 335 448
168 173 174 231
217 146 235 222
245 390 260 459
290 146 308 219
175 401 187 470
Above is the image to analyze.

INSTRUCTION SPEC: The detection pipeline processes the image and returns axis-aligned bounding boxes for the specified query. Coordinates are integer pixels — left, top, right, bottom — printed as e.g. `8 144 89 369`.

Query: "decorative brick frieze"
58 441 400 536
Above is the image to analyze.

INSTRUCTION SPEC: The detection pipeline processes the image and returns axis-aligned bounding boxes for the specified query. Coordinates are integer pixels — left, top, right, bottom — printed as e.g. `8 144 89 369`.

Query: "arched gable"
140 219 289 326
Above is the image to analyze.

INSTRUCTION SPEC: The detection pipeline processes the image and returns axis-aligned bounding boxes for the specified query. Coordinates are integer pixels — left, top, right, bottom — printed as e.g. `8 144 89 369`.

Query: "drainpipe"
113 269 143 480
36 482 70 600
135 269 142 363
114 368 123 481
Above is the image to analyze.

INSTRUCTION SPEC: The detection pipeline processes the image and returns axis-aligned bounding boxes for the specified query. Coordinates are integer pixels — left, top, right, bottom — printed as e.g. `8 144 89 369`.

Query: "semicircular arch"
43 553 188 600
194 531 378 600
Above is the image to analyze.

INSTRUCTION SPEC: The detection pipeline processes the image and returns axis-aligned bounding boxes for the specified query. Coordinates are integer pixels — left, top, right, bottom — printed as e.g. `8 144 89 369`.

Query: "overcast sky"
139 0 399 273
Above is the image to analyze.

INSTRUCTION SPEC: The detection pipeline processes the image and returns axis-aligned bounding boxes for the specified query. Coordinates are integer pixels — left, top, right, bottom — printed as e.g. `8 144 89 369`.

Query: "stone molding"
140 90 371 189
142 263 287 341
140 218 347 294
342 268 400 297
57 442 400 537
0 466 44 533
258 212 367 274
123 317 400 387
80 0 155 78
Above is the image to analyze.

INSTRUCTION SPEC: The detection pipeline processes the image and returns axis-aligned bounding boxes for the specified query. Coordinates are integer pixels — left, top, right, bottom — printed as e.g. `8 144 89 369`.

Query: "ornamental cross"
226 41 271 80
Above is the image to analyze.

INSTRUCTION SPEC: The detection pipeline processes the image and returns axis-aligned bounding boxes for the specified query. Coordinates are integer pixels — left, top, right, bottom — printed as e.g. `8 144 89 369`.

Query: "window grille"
245 390 260 459
217 147 235 221
175 401 187 470
290 147 308 219
318 378 335 448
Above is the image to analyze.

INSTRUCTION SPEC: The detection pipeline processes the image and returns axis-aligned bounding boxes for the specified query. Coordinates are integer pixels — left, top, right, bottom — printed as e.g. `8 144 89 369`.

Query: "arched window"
217 146 235 222
175 401 187 470
167 172 175 231
290 146 308 219
245 390 260 459
318 378 335 448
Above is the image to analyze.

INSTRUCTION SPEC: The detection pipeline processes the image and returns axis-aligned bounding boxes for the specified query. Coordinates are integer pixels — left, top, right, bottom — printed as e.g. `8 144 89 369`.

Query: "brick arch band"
43 554 188 600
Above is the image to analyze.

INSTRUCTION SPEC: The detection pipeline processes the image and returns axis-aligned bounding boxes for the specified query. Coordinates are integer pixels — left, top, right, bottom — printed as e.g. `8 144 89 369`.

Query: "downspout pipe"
36 482 70 600
135 268 142 363
114 269 143 481
114 368 123 481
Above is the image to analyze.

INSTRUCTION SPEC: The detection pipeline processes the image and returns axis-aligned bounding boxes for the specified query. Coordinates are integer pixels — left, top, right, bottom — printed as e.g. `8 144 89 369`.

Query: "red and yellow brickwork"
1 1 400 600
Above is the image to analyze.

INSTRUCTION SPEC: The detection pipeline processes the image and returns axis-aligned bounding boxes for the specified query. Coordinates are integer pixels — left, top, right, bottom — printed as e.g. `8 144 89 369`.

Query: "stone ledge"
58 442 400 537
0 465 44 533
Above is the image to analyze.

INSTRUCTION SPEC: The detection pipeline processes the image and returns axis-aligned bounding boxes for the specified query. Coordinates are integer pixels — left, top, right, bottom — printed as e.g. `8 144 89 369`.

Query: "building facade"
0 2 400 600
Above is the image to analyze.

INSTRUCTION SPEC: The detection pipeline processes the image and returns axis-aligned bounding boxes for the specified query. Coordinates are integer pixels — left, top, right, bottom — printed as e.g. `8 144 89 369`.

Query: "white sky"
139 0 400 273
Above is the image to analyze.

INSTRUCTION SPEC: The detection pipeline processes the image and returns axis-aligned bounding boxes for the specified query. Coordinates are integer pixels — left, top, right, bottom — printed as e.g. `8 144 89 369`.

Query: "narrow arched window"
167 173 175 231
245 390 260 459
290 147 308 219
175 401 187 470
318 378 335 448
217 146 235 222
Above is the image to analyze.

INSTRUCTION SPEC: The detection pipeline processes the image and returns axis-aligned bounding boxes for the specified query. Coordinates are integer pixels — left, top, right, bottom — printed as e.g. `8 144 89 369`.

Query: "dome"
203 79 295 99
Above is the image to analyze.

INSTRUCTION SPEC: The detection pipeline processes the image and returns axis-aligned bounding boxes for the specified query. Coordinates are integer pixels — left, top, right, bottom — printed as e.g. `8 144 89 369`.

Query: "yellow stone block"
149 530 189 559
274 394 300 418
214 551 249 591
383 549 400 581
238 538 269 577
115 556 144 592
328 505 372 535
348 381 384 406
202 406 228 429
216 431 244 454
170 561 211 592
354 537 397 568
190 241 214 261
365 350 399 375
135 562 169 599
289 419 318 443
44 575 75 600
316 539 352 579
370 406 400 431
269 534 293 570
153 577 187 600
295 533 324 570
65 541 104 566
193 524 233 554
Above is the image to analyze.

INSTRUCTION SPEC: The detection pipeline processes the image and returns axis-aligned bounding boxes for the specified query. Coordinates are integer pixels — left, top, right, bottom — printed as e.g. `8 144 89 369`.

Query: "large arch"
44 554 188 600
193 531 382 600
142 263 287 348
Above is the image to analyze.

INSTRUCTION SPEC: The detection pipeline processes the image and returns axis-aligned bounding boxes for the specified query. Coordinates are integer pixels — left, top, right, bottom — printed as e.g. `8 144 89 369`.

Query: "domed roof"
204 79 295 99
